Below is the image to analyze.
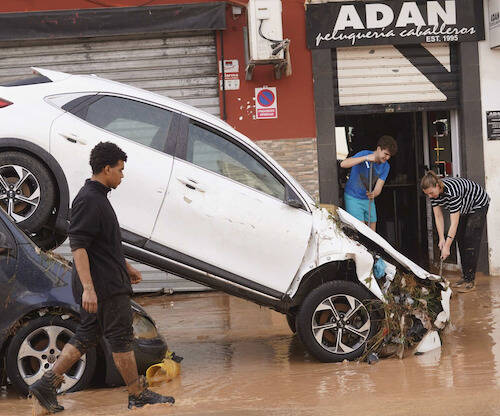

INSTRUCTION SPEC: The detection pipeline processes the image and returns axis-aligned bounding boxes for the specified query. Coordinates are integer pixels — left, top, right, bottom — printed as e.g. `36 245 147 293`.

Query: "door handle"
59 132 87 145
176 177 205 192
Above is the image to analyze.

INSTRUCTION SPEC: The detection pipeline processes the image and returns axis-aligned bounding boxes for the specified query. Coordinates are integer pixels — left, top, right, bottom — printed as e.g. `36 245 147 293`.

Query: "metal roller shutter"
0 32 220 115
53 241 208 293
1 33 218 292
333 42 459 113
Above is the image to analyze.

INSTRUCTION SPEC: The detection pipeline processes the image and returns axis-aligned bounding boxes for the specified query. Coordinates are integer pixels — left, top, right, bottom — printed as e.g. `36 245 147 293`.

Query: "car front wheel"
296 281 380 362
6 315 96 396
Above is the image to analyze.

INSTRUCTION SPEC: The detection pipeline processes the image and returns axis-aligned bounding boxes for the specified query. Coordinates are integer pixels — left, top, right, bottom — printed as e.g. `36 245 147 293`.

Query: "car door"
50 94 176 237
151 117 313 294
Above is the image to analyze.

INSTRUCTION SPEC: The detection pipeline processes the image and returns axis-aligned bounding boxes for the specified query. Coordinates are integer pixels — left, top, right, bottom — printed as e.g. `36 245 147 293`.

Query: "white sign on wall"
255 87 278 119
219 59 240 90
489 0 500 49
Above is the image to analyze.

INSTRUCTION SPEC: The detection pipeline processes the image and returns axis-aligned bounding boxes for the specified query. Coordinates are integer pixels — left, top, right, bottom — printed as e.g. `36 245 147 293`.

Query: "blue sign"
257 89 275 107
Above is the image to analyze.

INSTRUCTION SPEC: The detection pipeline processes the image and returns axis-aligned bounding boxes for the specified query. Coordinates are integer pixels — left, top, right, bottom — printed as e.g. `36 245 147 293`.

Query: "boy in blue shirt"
340 135 398 231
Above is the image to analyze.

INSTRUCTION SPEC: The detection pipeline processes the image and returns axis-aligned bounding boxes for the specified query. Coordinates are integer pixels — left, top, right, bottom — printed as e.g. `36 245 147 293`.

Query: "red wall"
1 0 316 141
217 2 315 140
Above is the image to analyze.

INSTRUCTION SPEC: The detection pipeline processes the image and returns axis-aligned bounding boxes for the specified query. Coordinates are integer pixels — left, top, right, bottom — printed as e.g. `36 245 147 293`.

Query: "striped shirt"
431 177 490 214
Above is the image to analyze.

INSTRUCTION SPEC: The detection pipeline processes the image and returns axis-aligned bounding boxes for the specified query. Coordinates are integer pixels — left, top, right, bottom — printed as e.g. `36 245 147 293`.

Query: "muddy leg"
52 343 83 376
112 351 142 395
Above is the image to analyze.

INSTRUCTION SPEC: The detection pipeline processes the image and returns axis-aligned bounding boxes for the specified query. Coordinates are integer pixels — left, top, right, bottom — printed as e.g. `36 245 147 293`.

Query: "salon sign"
306 0 485 48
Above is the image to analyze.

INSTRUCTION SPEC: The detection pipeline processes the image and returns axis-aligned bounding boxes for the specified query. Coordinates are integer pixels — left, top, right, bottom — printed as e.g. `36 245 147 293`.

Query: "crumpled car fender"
288 207 384 300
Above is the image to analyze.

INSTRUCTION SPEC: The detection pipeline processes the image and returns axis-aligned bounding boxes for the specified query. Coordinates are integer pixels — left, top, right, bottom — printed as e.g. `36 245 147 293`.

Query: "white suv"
0 68 449 362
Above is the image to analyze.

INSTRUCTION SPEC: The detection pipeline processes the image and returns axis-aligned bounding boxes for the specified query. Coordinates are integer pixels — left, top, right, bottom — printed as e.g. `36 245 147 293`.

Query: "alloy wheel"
0 164 40 222
311 293 371 355
16 325 87 392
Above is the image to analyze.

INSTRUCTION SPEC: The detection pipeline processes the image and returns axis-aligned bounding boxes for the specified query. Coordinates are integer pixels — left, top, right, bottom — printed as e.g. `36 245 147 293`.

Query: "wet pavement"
3 273 500 415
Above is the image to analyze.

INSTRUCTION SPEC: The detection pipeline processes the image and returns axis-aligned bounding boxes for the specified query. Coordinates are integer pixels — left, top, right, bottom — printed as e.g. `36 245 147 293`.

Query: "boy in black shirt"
30 142 174 414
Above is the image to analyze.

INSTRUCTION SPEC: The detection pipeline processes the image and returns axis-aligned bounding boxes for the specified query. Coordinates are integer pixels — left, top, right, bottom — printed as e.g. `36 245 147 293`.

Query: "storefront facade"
306 0 489 271
479 0 500 275
0 0 496 277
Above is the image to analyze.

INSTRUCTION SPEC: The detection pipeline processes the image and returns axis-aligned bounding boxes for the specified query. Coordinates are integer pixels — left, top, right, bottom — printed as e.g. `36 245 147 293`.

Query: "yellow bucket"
146 351 182 386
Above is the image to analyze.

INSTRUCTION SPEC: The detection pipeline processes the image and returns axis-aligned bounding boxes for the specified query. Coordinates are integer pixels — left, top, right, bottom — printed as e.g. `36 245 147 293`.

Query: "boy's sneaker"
128 389 175 409
452 279 467 288
456 281 475 293
29 370 65 414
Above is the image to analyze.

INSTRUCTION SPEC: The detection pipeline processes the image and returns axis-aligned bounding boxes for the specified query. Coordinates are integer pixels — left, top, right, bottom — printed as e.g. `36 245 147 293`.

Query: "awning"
0 2 226 42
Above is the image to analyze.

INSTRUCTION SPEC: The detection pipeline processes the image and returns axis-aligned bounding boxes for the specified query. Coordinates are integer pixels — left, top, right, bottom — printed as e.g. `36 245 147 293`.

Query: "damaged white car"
0 68 450 362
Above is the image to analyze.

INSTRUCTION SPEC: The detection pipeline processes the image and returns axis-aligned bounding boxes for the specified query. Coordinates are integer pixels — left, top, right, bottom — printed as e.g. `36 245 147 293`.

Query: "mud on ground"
2 274 500 415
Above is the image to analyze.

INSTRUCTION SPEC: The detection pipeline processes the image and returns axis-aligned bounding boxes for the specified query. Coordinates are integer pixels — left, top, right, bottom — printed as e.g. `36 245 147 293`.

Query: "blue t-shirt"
344 150 390 200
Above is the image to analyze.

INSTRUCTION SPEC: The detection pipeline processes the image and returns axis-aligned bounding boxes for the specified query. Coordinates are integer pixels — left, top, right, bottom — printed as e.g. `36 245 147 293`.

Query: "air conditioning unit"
248 0 284 60
245 0 290 80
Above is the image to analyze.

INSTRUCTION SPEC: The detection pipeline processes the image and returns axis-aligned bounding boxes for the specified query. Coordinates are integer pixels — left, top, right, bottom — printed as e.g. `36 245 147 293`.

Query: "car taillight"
0 98 12 108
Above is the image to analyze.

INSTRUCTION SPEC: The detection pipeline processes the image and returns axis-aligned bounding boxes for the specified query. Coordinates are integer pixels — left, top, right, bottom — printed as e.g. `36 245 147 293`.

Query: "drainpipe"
220 30 227 121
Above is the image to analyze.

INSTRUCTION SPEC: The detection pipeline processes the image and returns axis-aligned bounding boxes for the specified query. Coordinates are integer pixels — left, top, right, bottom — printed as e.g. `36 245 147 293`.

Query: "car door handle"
59 132 87 145
176 177 205 192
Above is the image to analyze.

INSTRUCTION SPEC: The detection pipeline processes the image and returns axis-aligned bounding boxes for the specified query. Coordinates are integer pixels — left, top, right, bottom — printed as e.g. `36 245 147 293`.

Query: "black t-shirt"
69 179 132 303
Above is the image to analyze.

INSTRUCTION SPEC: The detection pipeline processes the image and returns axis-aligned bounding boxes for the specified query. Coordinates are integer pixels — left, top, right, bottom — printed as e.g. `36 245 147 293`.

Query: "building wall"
257 137 319 200
0 0 319 193
479 1 500 274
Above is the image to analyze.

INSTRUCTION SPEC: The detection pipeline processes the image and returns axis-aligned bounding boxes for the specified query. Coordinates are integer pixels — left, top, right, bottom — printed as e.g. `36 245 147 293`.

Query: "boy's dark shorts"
68 294 134 354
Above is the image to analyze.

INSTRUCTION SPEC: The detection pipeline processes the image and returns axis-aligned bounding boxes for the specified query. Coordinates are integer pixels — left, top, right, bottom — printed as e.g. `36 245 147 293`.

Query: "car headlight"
132 313 159 339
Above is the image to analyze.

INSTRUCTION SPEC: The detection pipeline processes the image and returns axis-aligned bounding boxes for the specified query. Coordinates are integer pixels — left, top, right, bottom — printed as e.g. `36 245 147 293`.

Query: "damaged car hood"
336 208 441 281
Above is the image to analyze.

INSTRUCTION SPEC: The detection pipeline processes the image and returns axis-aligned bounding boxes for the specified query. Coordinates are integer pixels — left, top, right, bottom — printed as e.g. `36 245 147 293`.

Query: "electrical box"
247 0 284 61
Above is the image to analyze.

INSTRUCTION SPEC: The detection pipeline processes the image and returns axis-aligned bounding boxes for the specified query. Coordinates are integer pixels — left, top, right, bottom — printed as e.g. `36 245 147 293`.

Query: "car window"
186 122 285 200
60 93 99 111
76 96 173 151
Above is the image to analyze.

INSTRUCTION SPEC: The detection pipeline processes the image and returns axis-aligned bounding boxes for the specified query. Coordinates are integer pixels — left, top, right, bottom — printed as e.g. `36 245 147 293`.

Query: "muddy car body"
0 208 167 395
0 68 450 362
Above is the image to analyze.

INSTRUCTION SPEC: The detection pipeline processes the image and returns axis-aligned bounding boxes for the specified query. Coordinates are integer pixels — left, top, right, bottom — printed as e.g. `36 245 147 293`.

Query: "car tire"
0 151 56 232
31 228 68 252
286 313 297 334
6 315 96 396
296 280 380 363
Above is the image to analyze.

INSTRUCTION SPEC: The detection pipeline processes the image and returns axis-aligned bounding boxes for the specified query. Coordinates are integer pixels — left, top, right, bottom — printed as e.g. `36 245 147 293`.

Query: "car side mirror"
284 186 304 209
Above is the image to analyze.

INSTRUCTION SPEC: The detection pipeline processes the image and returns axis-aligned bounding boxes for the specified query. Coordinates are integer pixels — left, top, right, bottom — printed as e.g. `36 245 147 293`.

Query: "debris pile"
363 271 448 360
322 205 450 360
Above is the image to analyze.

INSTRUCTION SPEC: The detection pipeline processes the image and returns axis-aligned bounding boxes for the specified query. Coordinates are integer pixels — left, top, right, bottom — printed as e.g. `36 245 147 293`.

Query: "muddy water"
3 274 500 415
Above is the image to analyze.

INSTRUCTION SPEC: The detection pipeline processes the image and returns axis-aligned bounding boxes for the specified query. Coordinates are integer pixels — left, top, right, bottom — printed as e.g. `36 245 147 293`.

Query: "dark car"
0 208 166 395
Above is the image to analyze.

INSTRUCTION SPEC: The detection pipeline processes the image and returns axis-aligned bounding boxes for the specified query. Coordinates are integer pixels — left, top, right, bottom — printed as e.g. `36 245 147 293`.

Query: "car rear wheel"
0 152 56 232
6 315 96 396
296 281 380 362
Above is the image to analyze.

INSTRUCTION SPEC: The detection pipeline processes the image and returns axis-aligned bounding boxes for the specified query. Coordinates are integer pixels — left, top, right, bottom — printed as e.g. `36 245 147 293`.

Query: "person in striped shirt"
421 171 490 293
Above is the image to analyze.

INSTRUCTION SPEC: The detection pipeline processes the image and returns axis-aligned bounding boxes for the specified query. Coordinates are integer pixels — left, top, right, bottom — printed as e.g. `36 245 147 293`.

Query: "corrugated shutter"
0 32 219 116
53 240 208 293
1 33 218 292
333 43 459 113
